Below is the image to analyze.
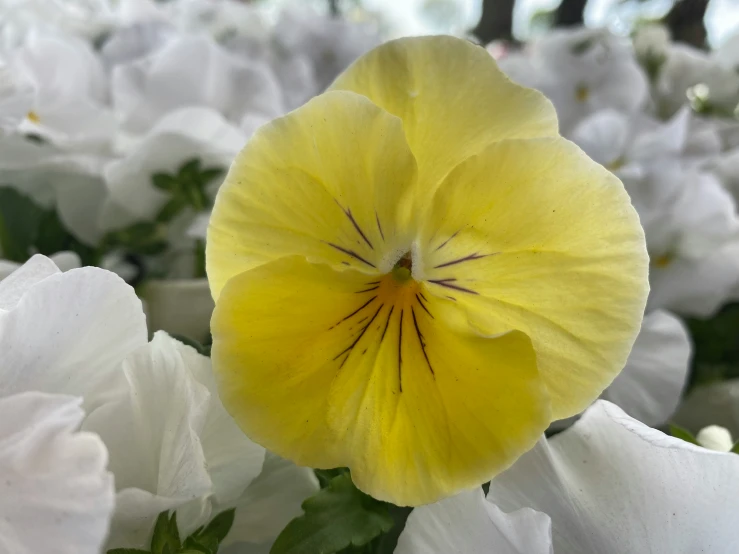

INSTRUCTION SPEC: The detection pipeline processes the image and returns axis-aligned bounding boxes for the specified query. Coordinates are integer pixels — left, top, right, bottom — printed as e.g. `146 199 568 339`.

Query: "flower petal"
0 392 114 554
603 310 690 426
88 333 214 548
418 138 648 419
207 90 418 299
0 267 147 410
0 254 60 310
212 256 549 506
488 400 739 553
330 36 557 192
395 488 552 554
224 453 319 546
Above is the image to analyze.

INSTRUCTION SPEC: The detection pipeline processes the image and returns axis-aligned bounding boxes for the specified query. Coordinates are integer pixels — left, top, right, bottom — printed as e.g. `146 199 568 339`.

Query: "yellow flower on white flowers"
207 36 649 506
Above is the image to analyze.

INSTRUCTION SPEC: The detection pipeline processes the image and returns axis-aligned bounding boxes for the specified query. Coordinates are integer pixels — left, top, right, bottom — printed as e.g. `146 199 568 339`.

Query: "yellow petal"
207 90 418 300
212 256 549 506
330 36 558 196
418 137 649 420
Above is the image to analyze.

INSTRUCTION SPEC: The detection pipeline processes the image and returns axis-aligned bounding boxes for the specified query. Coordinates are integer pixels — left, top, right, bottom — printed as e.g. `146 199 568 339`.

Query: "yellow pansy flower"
207 36 649 506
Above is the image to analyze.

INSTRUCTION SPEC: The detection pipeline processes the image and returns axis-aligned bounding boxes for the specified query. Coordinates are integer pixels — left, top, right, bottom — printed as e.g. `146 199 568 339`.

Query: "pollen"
26 111 40 123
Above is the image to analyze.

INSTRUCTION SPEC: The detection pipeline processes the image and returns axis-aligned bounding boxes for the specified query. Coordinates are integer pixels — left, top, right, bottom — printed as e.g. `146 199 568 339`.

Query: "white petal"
602 310 691 426
649 239 739 317
488 400 739 554
396 488 552 554
224 453 319 545
141 279 215 344
88 332 213 548
102 106 244 228
0 267 147 409
54 171 109 245
111 35 282 133
569 109 630 167
0 254 60 310
180 337 266 507
0 391 114 554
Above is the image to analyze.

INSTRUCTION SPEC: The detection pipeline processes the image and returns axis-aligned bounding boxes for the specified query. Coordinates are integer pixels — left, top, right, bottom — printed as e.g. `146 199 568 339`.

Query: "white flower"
85 332 266 548
0 250 80 281
632 23 670 71
570 107 720 177
0 131 110 246
655 43 739 117
715 31 739 74
0 57 33 131
0 255 318 549
272 6 379 94
491 401 739 552
402 401 739 553
0 0 114 48
602 310 691 426
622 164 739 317
8 31 115 150
111 34 283 135
500 28 649 131
697 425 735 452
101 106 244 230
395 488 552 554
0 391 115 554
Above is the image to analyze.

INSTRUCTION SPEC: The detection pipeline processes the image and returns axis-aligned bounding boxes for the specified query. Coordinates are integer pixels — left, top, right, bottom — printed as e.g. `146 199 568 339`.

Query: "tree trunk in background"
472 0 516 43
665 0 709 48
554 0 587 27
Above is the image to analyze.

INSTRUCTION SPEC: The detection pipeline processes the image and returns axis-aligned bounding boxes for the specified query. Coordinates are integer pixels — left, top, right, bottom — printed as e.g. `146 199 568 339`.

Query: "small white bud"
696 425 734 452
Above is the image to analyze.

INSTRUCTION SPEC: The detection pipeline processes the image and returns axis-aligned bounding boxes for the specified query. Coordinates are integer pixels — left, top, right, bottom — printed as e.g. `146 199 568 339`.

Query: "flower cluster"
1 0 739 552
0 0 378 340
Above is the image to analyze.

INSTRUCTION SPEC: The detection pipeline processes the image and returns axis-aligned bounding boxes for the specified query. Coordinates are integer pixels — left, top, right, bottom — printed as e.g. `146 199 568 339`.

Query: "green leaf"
170 334 211 357
270 473 394 554
103 221 168 256
178 158 202 177
731 442 739 454
151 511 181 554
198 508 235 544
0 186 45 261
152 173 178 192
199 167 224 186
156 197 188 223
314 468 349 488
669 423 698 445
107 549 151 554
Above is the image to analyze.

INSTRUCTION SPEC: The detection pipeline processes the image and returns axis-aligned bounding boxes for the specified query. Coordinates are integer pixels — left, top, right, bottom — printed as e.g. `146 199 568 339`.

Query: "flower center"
392 252 413 282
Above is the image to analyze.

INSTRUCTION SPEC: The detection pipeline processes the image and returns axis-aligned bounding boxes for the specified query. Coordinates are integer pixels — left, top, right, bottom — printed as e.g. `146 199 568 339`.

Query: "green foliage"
314 467 349 488
152 158 224 222
107 509 235 554
0 187 98 265
170 334 212 357
669 423 698 445
270 473 394 554
686 302 739 390
182 509 236 553
102 221 169 256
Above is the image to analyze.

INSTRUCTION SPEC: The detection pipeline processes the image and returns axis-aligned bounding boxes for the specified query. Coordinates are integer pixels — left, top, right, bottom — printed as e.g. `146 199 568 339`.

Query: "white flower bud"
697 425 734 452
